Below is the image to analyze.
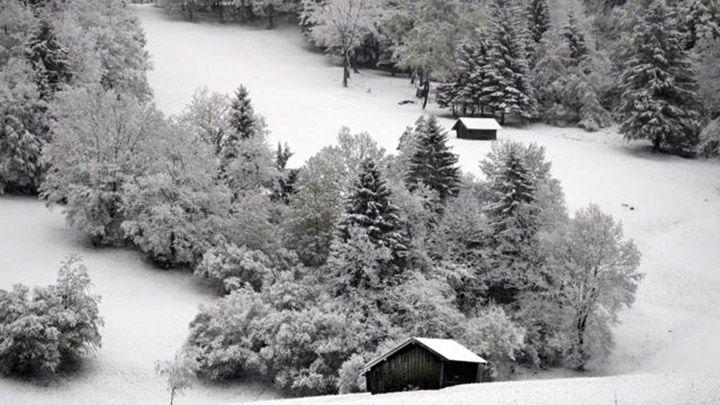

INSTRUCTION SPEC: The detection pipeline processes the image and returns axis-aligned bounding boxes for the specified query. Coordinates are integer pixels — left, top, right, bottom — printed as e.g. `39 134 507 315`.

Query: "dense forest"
0 0 717 400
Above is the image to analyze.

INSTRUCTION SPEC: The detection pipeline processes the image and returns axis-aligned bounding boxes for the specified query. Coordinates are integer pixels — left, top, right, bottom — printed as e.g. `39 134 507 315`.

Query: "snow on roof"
413 338 486 363
453 117 502 130
361 337 486 374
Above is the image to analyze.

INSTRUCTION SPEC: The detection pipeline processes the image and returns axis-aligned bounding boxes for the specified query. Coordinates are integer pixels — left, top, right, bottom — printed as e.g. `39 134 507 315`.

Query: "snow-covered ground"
0 197 277 404
1 4 719 404
253 372 720 405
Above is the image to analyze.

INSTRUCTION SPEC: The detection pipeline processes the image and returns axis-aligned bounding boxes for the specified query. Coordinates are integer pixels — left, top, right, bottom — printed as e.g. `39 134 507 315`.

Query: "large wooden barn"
452 117 502 140
361 337 488 395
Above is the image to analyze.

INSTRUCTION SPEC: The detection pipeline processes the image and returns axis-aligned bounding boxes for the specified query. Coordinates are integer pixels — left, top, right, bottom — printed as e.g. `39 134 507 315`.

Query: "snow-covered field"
1 4 719 404
253 372 720 405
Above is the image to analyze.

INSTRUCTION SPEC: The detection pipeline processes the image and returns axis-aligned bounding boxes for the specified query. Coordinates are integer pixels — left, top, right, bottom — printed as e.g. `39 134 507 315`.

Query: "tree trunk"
342 50 350 88
422 80 430 109
266 4 274 29
652 136 661 152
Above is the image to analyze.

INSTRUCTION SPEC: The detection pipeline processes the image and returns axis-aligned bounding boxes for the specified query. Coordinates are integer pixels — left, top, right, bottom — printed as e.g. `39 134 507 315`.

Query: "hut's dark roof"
452 117 502 131
361 337 487 375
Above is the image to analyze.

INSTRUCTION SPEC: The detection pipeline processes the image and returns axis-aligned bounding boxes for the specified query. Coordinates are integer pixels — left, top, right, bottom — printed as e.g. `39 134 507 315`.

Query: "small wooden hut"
452 117 501 140
361 337 488 395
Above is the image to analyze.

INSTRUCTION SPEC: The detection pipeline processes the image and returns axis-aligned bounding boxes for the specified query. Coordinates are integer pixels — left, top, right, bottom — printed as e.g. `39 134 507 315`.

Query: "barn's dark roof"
452 117 502 131
361 337 487 374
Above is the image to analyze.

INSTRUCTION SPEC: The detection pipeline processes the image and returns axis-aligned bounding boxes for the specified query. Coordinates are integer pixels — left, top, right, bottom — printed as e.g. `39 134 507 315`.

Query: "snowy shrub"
155 350 198 405
336 353 367 394
461 305 525 379
194 241 274 293
0 256 103 376
186 289 272 380
386 273 465 339
41 86 164 245
699 118 720 158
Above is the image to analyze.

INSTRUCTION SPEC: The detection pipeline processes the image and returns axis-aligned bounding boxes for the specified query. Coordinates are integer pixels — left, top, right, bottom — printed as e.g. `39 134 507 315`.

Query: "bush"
0 256 103 376
461 305 525 379
193 241 274 293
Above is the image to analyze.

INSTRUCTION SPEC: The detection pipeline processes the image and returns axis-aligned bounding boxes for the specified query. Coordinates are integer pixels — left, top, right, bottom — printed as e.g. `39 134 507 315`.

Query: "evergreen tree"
437 39 490 116
227 85 258 140
480 142 543 304
337 158 406 256
563 12 589 66
618 2 701 153
527 0 551 44
405 116 460 204
480 0 537 124
24 19 71 100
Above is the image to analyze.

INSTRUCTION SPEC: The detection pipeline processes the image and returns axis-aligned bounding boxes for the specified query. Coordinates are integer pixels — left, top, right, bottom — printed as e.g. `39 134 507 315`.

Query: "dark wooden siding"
366 344 442 394
457 127 497 140
443 361 480 386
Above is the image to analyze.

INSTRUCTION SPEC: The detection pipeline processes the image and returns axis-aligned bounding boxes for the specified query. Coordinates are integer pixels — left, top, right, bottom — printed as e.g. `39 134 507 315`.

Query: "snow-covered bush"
0 256 103 376
699 118 720 158
336 354 367 394
194 241 274 293
461 305 525 379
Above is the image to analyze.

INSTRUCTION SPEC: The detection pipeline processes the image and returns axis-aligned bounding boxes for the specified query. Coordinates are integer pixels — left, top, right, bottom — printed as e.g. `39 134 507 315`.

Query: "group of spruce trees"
438 0 711 154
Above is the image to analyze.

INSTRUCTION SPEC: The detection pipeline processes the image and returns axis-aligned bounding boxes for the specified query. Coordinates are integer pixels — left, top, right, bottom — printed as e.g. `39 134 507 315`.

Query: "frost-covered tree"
533 30 611 131
527 0 551 44
563 12 589 65
405 115 460 204
41 86 164 245
618 2 701 153
121 121 231 268
25 19 72 100
480 0 537 123
0 256 103 376
437 39 491 116
480 141 559 304
0 58 47 194
179 87 231 154
396 0 459 108
286 129 385 266
542 205 642 370
308 0 378 87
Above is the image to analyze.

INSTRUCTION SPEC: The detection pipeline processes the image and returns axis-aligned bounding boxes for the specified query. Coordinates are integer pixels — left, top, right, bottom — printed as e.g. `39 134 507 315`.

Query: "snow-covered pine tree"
618 2 701 153
227 85 258 140
480 0 537 124
527 0 551 44
438 39 490 116
481 142 542 304
563 12 589 66
337 158 406 256
24 19 72 100
672 0 720 50
405 115 460 204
